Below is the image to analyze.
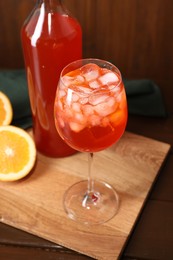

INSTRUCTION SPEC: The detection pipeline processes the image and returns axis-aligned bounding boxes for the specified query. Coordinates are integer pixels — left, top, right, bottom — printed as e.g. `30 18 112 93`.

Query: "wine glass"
54 58 128 225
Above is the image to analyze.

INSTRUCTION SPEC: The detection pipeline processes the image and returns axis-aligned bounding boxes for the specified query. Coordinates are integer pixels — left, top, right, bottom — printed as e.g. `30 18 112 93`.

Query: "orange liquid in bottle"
21 8 82 157
54 63 128 152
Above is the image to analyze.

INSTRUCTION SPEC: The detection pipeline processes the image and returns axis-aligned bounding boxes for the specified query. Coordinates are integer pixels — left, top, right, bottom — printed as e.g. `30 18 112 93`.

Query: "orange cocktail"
54 62 127 152
54 59 128 225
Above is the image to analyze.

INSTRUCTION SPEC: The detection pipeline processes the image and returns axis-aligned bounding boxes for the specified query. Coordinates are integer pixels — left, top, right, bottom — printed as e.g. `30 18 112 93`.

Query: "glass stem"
87 152 94 193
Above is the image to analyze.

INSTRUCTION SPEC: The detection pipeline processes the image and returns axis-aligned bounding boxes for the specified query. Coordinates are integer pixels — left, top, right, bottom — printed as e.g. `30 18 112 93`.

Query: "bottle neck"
37 0 64 12
37 0 62 4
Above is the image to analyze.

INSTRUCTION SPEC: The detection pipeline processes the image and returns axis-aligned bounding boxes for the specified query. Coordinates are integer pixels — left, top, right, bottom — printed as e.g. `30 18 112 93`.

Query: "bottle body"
21 0 82 157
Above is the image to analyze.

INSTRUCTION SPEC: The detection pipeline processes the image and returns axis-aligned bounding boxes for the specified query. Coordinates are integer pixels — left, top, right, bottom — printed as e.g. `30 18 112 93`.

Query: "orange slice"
0 125 36 181
0 91 13 126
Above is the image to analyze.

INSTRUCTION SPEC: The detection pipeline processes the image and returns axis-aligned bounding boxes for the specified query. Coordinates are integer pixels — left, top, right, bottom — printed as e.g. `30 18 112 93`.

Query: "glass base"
63 180 119 225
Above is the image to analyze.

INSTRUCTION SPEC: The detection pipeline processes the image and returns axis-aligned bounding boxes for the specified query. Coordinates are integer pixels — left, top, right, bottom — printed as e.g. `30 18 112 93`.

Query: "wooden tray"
0 131 170 260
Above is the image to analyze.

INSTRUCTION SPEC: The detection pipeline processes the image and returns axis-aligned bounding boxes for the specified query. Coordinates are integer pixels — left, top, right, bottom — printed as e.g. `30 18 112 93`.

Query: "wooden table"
0 82 173 260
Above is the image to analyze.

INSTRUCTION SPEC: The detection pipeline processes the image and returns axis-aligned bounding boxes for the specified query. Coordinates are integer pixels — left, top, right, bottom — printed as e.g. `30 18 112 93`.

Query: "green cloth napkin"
0 70 167 129
123 79 167 117
0 70 32 129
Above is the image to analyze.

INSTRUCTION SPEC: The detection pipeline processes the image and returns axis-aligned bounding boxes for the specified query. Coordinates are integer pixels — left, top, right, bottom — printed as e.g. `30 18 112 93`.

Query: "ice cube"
79 97 88 105
72 102 81 113
99 72 119 86
76 75 85 83
109 85 121 95
89 80 100 89
90 114 101 126
65 108 73 119
62 75 74 87
94 102 115 117
69 121 85 132
59 89 66 98
89 94 109 106
62 75 85 87
74 112 87 124
82 104 94 116
77 86 93 94
107 96 117 107
72 93 79 102
81 63 100 82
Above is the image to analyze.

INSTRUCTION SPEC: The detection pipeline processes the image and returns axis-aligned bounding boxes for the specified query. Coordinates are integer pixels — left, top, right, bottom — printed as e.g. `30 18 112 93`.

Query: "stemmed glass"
54 58 128 225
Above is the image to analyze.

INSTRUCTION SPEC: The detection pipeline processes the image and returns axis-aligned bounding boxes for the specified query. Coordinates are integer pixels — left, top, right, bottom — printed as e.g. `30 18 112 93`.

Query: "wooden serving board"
0 131 170 260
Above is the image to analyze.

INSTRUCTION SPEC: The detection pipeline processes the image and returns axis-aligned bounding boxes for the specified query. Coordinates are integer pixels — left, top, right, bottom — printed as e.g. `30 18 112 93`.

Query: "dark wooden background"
0 0 172 78
0 0 173 110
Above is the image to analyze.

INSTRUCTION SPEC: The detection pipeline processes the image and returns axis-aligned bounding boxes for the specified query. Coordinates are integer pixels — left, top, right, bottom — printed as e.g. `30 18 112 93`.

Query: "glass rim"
59 58 123 94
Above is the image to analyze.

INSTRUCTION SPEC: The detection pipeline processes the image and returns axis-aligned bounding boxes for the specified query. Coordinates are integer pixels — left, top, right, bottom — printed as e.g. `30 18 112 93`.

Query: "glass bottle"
21 0 82 157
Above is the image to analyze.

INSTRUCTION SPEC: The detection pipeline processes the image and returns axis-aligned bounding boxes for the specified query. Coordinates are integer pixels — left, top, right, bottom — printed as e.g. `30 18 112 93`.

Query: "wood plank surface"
0 131 170 260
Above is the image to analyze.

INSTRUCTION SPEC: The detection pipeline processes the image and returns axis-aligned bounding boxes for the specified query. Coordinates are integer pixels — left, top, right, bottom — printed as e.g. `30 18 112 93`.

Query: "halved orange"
0 125 36 181
0 91 13 126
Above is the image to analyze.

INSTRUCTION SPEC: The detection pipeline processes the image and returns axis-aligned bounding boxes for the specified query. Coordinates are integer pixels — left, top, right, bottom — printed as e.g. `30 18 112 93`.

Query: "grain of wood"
0 131 170 260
